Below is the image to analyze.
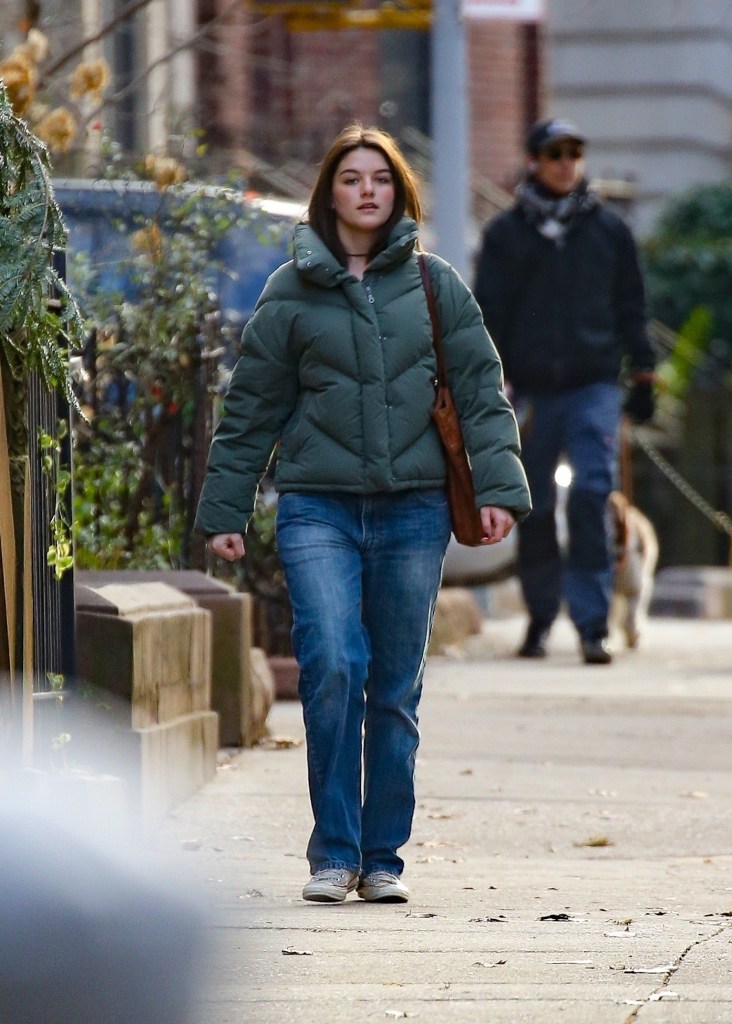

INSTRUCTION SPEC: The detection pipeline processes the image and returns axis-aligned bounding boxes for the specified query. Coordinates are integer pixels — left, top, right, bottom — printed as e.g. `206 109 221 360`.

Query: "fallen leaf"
282 946 313 956
470 915 506 923
539 913 572 921
574 835 614 848
384 1011 417 1019
258 736 303 749
459 769 474 776
239 889 264 899
473 959 507 968
406 911 437 918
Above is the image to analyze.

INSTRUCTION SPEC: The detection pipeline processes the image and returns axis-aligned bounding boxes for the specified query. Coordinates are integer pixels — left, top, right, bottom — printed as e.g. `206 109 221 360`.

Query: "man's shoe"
517 621 551 659
581 637 613 665
302 868 359 903
357 871 410 903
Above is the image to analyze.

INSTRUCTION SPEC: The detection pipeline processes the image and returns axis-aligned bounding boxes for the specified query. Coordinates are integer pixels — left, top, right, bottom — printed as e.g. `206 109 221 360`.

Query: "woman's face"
331 147 395 239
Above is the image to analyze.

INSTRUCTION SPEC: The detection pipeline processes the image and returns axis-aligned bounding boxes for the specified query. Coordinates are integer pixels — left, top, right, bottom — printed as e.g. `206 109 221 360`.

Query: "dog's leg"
623 511 659 649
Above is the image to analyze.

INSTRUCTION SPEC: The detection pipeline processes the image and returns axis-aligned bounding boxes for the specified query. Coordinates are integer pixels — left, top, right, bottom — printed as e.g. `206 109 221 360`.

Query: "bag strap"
417 253 447 388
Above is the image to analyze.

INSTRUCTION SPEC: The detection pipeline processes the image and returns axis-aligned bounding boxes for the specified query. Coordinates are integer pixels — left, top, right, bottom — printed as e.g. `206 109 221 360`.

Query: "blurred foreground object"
0 804 204 1024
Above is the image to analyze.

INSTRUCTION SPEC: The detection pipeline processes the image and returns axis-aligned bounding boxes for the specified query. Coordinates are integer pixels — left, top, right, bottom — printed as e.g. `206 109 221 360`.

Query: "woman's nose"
361 178 374 194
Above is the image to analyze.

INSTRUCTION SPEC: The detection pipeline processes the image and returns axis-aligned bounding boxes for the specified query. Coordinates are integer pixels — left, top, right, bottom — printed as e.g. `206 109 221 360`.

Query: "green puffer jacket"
195 218 530 535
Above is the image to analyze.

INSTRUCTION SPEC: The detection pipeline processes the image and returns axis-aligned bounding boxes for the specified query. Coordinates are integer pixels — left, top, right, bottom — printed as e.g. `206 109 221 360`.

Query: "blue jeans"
516 382 620 640
275 489 451 876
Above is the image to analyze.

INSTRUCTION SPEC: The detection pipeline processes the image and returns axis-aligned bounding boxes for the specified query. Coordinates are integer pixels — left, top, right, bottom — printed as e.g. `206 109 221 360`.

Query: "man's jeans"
516 382 621 640
276 489 451 876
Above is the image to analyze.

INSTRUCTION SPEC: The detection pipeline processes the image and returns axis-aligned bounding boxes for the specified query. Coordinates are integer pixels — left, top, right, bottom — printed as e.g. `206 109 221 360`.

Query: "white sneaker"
357 871 409 903
302 868 359 903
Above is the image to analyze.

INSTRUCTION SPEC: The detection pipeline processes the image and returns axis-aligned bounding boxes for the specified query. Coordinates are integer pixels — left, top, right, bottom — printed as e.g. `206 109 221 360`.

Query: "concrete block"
429 587 484 654
267 654 299 701
75 582 211 728
249 649 277 741
76 571 268 748
136 711 218 830
74 580 218 826
650 566 732 620
195 589 256 747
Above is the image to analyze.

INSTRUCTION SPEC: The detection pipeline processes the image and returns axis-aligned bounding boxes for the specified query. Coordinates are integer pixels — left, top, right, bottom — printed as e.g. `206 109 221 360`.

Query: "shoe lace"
315 868 352 882
363 871 397 884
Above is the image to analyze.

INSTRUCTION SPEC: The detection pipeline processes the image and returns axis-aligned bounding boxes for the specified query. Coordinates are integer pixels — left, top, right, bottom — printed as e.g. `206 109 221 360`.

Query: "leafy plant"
644 181 732 386
0 82 82 582
40 422 74 579
0 82 82 406
71 176 274 569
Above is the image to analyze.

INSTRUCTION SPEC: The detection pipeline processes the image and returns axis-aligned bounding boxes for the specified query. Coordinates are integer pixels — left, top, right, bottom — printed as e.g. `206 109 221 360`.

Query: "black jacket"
474 200 656 395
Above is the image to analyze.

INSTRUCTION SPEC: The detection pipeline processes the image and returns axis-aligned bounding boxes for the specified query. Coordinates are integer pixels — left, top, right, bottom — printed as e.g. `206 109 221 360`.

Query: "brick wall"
289 31 381 161
199 11 544 194
468 20 528 191
197 0 251 149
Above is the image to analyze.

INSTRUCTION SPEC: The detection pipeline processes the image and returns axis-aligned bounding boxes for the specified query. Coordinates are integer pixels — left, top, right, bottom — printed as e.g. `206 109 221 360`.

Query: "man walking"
474 118 656 664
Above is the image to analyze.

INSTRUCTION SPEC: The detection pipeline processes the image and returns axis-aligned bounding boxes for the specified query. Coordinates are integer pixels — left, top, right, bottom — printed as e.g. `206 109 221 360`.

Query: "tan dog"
608 491 659 648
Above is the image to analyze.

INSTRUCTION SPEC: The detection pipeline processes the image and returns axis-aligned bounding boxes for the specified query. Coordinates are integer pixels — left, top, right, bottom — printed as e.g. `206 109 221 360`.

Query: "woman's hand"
478 506 516 545
208 533 246 561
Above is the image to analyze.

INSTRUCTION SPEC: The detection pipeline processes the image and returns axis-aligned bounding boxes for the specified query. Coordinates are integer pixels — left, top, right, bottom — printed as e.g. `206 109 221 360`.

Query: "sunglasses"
543 144 584 161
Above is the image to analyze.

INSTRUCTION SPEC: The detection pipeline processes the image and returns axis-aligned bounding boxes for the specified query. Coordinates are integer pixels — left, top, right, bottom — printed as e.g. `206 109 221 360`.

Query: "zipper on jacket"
363 282 375 304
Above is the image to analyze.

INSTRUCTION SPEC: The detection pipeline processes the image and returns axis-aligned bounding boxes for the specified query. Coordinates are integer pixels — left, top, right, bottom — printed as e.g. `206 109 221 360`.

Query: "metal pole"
431 0 469 279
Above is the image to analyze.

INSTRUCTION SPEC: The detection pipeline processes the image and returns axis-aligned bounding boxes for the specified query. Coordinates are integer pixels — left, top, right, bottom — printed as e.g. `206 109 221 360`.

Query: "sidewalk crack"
622 924 727 1022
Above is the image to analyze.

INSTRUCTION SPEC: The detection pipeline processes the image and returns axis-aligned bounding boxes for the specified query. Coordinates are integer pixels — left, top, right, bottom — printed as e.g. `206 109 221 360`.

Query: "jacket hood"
292 217 420 288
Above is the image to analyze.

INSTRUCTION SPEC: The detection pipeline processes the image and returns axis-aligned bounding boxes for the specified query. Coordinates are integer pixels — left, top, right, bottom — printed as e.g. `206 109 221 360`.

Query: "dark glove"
623 378 655 424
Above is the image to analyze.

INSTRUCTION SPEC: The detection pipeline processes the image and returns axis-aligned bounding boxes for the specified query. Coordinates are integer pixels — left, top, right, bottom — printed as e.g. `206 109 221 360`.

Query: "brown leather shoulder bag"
418 253 484 546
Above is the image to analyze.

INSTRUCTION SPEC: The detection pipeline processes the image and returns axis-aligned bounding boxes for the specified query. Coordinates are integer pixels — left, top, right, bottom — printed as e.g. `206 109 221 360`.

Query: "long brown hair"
307 123 423 266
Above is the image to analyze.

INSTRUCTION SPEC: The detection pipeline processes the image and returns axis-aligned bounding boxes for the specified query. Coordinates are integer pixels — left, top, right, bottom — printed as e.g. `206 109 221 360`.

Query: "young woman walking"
195 124 530 904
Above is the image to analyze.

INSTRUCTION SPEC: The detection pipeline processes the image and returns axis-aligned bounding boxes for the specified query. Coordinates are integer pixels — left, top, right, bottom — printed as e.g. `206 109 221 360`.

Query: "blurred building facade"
0 1 539 214
10 1 732 237
546 0 732 234
196 5 541 212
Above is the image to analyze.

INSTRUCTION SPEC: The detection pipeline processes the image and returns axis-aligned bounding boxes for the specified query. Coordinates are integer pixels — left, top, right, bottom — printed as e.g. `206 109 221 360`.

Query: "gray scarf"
516 177 600 242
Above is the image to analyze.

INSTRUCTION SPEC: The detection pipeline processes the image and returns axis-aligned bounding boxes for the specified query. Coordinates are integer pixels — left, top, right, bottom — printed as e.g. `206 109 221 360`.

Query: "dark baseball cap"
526 118 586 155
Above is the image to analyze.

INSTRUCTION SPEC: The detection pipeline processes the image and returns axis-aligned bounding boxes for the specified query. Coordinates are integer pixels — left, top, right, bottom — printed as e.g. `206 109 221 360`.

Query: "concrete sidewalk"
156 614 732 1024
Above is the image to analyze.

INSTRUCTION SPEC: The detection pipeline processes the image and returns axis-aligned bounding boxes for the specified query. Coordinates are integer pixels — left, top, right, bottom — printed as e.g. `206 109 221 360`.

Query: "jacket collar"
293 218 420 288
